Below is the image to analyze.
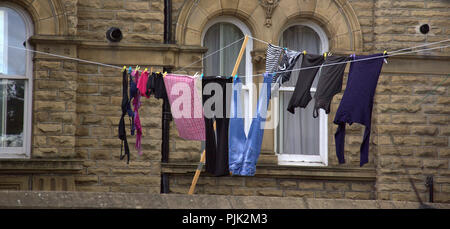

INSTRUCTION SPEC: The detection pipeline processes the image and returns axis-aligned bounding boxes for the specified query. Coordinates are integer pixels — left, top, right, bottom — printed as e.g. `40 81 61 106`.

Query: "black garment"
287 54 325 114
118 70 130 164
312 55 349 118
202 76 233 176
145 72 155 97
276 48 302 84
153 73 168 100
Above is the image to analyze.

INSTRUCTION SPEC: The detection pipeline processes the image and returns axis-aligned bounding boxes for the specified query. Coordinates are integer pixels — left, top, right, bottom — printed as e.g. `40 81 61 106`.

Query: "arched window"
276 22 329 166
202 16 253 133
0 5 33 158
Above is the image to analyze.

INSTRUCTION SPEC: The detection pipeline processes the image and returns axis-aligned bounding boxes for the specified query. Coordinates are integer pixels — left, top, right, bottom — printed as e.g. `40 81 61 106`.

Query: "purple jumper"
333 53 384 167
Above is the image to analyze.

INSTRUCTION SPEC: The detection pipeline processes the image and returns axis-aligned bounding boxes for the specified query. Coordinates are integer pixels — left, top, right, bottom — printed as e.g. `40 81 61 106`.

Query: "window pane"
0 7 27 75
0 79 25 147
279 25 322 155
280 25 320 87
204 22 245 76
282 91 319 155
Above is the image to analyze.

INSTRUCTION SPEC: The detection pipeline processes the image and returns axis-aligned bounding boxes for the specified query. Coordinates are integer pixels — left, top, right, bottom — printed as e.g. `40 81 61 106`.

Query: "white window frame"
0 4 33 159
274 21 329 166
201 16 254 134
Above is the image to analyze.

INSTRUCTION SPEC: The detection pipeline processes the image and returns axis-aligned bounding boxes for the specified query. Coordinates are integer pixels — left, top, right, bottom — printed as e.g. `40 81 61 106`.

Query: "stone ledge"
0 191 448 209
162 163 376 181
0 159 83 174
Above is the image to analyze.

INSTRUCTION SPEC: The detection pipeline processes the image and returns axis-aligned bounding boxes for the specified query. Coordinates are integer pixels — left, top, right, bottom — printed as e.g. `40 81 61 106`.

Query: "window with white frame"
202 16 253 133
0 5 33 158
275 22 329 166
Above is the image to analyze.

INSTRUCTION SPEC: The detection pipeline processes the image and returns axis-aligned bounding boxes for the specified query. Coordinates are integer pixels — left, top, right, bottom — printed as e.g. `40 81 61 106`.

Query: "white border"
275 21 329 166
0 4 33 159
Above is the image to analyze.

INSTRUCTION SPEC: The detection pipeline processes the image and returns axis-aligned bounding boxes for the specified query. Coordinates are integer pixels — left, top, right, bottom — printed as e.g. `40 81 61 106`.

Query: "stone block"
232 188 256 196
47 136 76 147
423 137 448 146
392 136 421 146
392 115 427 124
298 181 324 190
345 192 373 200
246 178 277 188
256 189 283 197
325 182 350 191
37 124 62 134
284 190 314 198
411 126 438 136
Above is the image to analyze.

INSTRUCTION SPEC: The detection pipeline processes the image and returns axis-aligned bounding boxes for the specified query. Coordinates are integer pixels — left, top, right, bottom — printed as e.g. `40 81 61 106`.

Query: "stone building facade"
0 0 449 204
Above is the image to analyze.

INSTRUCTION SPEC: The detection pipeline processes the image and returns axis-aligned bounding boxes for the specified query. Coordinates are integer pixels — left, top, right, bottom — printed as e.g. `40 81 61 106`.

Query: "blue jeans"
229 74 272 176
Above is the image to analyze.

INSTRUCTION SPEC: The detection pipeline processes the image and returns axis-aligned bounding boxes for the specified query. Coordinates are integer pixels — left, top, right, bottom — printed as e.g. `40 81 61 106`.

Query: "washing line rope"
8 45 123 70
6 37 449 76
240 43 450 78
248 35 450 54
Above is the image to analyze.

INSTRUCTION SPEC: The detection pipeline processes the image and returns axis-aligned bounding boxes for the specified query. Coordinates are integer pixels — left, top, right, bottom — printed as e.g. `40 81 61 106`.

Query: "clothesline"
248 35 450 54
240 43 450 78
7 37 450 77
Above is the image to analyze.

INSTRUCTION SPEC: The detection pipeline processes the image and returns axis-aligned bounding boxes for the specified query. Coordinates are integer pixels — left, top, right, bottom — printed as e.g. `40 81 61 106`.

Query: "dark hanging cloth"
202 76 233 176
333 53 385 167
129 72 137 136
153 72 168 100
287 54 325 114
276 48 303 84
312 55 350 118
146 72 155 97
118 70 131 164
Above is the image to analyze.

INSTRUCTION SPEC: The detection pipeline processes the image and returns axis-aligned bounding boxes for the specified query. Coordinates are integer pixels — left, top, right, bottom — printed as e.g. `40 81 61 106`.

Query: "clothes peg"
144 68 148 73
383 50 388 64
128 67 132 74
122 66 127 72
136 65 140 71
233 74 238 80
328 52 333 56
163 72 167 78
303 50 307 55
324 52 327 60
200 73 204 79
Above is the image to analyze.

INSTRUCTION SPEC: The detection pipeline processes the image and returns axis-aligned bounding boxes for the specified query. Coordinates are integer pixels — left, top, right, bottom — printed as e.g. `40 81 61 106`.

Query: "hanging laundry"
202 76 233 176
287 54 325 114
152 72 168 101
132 69 143 155
266 44 284 74
129 71 137 136
333 53 385 167
137 70 150 98
276 48 303 84
312 55 350 118
163 74 206 141
118 70 131 163
229 73 272 176
145 72 155 98
266 44 303 97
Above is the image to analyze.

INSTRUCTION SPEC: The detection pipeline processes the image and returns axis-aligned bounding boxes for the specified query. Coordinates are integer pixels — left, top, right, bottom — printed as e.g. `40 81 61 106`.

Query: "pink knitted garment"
163 74 205 141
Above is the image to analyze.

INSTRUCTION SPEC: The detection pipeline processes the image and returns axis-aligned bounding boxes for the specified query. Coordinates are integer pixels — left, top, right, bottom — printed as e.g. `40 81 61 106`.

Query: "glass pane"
0 7 27 75
279 25 322 155
280 25 321 87
203 22 245 76
282 91 319 155
0 79 25 147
